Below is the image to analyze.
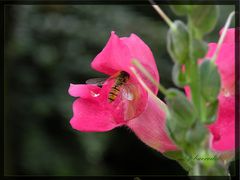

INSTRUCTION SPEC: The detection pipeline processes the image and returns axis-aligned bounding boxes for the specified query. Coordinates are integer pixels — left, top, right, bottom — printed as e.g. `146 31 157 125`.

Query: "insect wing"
121 85 134 101
119 84 138 120
85 78 107 87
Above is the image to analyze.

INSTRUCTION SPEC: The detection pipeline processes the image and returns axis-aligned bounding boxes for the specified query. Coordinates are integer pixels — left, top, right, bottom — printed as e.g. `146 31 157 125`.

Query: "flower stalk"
148 0 175 29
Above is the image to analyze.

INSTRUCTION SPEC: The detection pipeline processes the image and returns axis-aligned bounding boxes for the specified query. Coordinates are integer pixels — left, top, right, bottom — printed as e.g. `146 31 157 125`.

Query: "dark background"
4 4 235 176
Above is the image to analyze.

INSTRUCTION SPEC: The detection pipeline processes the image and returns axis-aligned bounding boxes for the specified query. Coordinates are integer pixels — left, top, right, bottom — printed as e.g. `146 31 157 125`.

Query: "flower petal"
70 98 122 132
91 31 131 76
208 95 235 151
68 83 101 98
127 92 178 153
121 33 159 94
91 32 159 94
219 28 235 44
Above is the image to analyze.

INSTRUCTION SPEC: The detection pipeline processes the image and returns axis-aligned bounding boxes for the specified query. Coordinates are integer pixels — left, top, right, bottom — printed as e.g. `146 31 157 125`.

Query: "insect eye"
120 71 130 78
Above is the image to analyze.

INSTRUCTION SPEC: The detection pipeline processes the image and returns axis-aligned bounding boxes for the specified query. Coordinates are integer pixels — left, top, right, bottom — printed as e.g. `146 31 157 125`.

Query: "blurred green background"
4 4 235 176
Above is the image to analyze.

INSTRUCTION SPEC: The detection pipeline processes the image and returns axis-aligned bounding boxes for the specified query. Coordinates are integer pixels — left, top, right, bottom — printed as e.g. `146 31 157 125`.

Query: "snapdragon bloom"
185 28 236 152
69 32 177 153
206 28 236 152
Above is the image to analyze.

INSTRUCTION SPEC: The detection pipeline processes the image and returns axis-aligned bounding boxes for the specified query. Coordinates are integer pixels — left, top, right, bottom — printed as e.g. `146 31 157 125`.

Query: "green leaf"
170 5 192 16
185 121 207 144
163 150 184 161
166 115 187 146
172 63 189 87
189 5 219 37
166 88 196 127
163 151 193 171
192 39 208 60
205 100 219 124
199 60 221 102
167 20 190 64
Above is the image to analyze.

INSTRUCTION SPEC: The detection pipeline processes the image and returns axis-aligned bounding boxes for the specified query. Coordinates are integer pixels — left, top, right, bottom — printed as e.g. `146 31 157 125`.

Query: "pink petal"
91 32 159 94
68 83 101 98
70 98 122 132
219 28 235 44
206 43 235 96
121 33 159 94
127 92 178 153
184 85 191 99
205 43 216 58
215 43 235 96
208 95 235 151
91 31 132 75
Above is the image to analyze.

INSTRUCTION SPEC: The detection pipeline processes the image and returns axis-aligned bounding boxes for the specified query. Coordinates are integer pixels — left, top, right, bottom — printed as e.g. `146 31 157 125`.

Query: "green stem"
148 0 175 29
193 162 200 176
187 19 202 119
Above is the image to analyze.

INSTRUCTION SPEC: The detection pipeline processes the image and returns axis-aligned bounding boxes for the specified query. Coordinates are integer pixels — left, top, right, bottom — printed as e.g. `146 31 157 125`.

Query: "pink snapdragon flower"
185 28 236 152
69 32 177 153
207 28 236 152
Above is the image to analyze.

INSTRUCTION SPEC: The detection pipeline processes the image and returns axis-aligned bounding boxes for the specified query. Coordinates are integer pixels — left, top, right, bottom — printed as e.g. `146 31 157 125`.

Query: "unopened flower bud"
167 20 190 64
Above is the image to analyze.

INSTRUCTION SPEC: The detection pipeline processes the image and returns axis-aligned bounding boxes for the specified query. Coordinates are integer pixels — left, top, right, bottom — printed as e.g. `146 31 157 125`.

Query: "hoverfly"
86 71 133 103
108 71 130 103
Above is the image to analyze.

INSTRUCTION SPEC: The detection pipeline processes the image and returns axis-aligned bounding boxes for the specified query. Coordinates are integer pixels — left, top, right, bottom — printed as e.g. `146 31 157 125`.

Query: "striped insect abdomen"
108 71 129 103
